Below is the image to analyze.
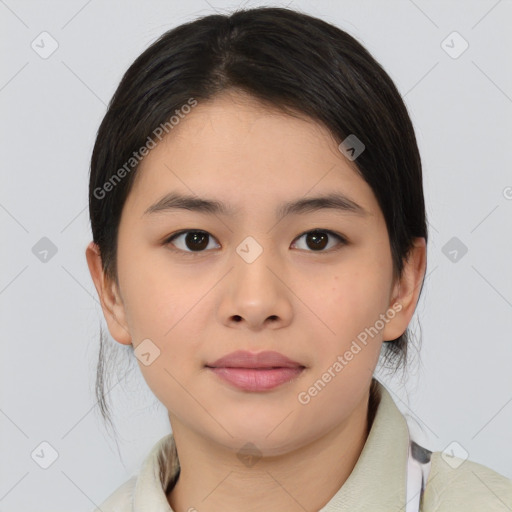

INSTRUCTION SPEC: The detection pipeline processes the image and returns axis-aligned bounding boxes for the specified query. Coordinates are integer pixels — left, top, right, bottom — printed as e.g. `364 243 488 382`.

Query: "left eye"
292 230 347 252
164 229 346 254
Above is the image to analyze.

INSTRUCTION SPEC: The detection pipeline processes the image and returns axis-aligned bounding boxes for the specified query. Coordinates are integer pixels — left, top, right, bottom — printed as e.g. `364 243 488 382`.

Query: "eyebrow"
143 191 369 220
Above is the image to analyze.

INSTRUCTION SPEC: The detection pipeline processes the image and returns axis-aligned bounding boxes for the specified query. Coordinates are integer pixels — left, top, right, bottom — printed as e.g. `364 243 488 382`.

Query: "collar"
133 378 410 511
319 379 409 510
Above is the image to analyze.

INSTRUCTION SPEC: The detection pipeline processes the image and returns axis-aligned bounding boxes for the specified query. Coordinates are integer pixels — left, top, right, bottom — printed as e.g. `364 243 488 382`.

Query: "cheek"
120 260 206 408
116 240 181 343
328 268 390 329
118 248 211 363
309 254 393 368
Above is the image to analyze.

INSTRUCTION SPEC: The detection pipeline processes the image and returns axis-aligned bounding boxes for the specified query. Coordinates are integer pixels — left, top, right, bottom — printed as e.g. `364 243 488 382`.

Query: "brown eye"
165 231 219 253
306 231 328 250
292 230 347 252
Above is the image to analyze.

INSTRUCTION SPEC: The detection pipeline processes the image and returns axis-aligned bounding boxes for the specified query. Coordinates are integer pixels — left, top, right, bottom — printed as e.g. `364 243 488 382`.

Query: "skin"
86 90 426 512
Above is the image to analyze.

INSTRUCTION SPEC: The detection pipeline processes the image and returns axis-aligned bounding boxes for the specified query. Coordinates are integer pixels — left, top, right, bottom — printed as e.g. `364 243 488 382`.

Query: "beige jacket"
93 380 512 511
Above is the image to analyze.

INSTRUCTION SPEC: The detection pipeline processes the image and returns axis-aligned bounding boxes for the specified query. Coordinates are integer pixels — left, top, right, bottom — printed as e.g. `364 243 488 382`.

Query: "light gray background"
1 0 511 510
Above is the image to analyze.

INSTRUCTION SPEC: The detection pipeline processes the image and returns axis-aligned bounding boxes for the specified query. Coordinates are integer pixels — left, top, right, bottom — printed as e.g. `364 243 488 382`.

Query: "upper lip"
206 350 305 369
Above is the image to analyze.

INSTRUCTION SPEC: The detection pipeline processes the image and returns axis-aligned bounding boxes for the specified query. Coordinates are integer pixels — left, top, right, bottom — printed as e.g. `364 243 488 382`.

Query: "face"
89 91 420 456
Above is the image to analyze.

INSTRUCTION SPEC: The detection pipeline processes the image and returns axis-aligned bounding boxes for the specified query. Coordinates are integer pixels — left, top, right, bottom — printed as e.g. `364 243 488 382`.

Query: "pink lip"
206 350 304 369
205 350 305 391
207 367 304 391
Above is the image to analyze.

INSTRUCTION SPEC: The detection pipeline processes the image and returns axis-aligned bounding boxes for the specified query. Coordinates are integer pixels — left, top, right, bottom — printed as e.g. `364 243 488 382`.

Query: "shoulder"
91 475 137 512
89 433 177 512
422 451 512 511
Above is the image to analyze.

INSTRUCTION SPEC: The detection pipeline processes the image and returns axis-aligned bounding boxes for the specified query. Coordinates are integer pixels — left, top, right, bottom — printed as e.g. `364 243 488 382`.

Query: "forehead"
126 91 380 220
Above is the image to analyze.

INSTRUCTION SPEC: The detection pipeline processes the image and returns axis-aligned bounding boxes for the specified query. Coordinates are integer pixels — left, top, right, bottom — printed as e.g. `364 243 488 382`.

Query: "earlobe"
382 237 427 341
85 241 132 345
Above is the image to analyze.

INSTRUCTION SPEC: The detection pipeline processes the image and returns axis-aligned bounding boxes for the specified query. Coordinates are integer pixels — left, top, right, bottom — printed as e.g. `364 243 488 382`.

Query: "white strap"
405 442 431 512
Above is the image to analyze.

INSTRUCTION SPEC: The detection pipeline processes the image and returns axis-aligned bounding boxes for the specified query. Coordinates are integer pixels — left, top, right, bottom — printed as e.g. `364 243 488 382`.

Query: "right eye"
163 230 220 255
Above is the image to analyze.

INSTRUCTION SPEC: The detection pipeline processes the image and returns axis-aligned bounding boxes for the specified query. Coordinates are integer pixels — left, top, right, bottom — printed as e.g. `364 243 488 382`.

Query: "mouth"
205 365 305 391
205 349 305 369
204 350 306 391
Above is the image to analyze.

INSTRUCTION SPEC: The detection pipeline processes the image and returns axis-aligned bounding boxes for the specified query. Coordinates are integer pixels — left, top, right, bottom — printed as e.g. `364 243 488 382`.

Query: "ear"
85 241 132 345
382 237 427 341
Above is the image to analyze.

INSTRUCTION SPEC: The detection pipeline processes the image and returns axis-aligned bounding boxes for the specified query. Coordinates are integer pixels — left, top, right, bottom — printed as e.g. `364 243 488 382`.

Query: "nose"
217 240 294 332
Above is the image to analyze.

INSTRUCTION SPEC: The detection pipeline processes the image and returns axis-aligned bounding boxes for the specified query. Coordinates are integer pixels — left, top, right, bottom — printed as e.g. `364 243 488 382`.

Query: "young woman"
86 6 511 512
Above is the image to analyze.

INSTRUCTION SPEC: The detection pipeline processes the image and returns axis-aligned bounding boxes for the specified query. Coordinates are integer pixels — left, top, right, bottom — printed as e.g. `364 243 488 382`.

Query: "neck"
166 382 379 512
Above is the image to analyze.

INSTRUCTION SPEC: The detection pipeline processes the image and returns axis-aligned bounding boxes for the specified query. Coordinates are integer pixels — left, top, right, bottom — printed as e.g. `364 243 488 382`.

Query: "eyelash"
162 229 348 256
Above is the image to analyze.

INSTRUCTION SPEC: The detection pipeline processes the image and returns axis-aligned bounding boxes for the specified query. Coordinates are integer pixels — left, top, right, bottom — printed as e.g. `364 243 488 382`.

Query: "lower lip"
207 366 305 391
